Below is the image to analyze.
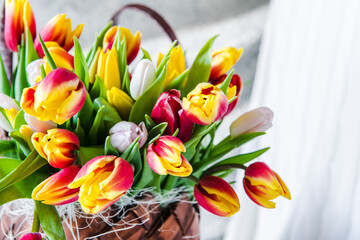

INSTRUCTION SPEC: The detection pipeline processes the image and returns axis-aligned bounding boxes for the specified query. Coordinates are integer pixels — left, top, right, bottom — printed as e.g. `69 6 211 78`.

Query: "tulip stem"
32 208 40 232
201 164 247 177
185 175 199 183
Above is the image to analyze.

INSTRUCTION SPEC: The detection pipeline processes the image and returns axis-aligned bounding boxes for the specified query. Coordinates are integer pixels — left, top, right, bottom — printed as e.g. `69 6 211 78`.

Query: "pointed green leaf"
93 97 122 131
90 75 107 100
212 148 270 167
156 41 176 77
104 136 119 156
141 48 152 60
219 69 234 94
121 66 130 95
88 105 105 145
144 114 155 129
128 143 142 184
14 109 26 129
0 53 11 95
25 28 39 65
147 122 168 142
165 69 189 91
120 136 139 159
74 118 86 145
38 34 56 71
74 37 90 90
14 36 29 102
73 92 94 131
9 130 31 156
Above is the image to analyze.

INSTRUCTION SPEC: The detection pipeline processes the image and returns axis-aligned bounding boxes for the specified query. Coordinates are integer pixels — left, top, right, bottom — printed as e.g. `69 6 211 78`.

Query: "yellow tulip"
107 87 134 120
96 48 121 90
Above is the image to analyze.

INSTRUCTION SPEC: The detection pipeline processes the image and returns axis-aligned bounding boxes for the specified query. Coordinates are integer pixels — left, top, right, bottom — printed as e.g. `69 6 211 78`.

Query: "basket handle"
110 4 180 45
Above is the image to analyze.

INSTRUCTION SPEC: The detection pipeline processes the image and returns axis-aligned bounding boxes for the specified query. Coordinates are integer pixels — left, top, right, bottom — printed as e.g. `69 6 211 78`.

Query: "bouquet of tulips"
0 1 291 239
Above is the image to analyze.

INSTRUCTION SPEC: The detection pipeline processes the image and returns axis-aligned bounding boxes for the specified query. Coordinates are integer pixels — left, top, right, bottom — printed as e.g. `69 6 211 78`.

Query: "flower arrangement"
0 1 291 239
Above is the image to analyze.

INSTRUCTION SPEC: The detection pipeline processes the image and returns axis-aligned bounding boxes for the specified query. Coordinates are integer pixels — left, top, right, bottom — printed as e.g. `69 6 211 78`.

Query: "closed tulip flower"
103 26 141 64
210 47 243 80
68 156 134 214
151 90 193 142
210 74 243 115
230 107 274 137
194 176 240 217
147 136 192 177
107 87 134 120
19 232 43 240
157 45 186 87
183 83 228 125
34 14 84 57
26 59 44 86
32 165 81 205
32 129 80 169
243 162 291 208
109 121 148 152
0 93 20 132
4 0 36 52
96 47 121 90
129 59 156 100
21 68 86 125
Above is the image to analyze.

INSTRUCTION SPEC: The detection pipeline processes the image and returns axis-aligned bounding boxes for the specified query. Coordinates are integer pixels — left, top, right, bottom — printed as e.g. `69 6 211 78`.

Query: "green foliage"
90 75 107 100
14 36 29 102
0 52 11 95
38 34 56 70
74 37 90 90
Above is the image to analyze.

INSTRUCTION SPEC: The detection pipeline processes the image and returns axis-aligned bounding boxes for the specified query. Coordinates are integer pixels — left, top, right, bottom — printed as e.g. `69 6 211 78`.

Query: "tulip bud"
103 26 141 64
210 47 243 81
32 165 80 205
243 162 291 208
26 59 45 86
20 232 43 240
19 125 34 150
146 136 192 177
32 129 80 168
24 113 56 133
21 68 86 125
130 59 156 100
4 0 36 52
0 93 20 132
68 156 134 214
109 121 148 152
194 176 240 217
151 90 193 142
96 47 121 90
157 45 186 87
210 74 243 115
230 107 274 137
107 87 134 120
183 83 228 125
34 14 84 57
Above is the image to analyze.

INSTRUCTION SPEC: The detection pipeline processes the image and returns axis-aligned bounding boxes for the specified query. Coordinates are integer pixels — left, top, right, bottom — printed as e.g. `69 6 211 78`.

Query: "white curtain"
225 0 360 239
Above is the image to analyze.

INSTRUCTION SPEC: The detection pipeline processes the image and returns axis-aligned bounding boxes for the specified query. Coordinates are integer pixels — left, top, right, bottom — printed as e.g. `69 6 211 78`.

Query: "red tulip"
20 233 42 240
151 90 194 142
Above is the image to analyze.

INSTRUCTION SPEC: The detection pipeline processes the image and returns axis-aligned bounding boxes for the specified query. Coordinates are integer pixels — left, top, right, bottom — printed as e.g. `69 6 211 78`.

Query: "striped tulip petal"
20 232 42 240
194 176 240 217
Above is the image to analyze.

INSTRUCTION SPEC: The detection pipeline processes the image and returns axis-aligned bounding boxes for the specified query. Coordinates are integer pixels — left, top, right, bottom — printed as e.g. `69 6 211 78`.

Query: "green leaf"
135 149 157 189
120 137 139 159
40 65 46 79
219 69 234 94
74 92 94 131
14 109 27 129
147 122 168 143
9 129 31 156
182 36 217 96
86 21 113 65
156 41 176 77
128 66 167 124
38 34 56 71
212 147 270 167
116 33 128 85
93 97 121 131
74 37 90 90
141 48 152 60
0 52 11 95
88 105 105 145
127 143 142 184
0 140 17 158
144 114 155 129
165 69 189 91
35 201 66 240
184 123 217 148
104 136 119 156
25 28 39 65
90 75 107 100
74 118 86 145
121 66 130 95
79 146 105 165
14 36 29 102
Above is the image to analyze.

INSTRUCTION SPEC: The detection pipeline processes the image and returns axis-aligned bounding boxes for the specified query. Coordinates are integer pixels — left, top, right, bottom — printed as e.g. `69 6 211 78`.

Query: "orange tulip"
210 47 242 80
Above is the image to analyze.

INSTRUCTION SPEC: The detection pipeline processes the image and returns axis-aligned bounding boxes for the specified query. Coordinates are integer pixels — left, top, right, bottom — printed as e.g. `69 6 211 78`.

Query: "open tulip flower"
151 90 193 142
19 233 43 240
210 47 243 80
68 156 134 214
21 68 86 124
183 82 228 125
32 128 80 168
194 176 240 217
32 165 81 205
103 26 141 64
243 162 291 208
34 14 84 57
147 136 192 176
4 0 36 52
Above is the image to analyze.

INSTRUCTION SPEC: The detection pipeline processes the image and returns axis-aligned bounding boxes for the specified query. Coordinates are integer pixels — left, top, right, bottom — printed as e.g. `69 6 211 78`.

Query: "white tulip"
130 59 156 100
0 93 20 132
24 113 56 133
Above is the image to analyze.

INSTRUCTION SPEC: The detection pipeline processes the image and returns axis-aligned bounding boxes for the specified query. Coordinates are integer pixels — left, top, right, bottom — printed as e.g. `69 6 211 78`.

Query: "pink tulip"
194 176 240 217
230 107 274 137
109 121 148 152
243 162 291 208
151 90 194 142
20 233 42 240
32 165 81 205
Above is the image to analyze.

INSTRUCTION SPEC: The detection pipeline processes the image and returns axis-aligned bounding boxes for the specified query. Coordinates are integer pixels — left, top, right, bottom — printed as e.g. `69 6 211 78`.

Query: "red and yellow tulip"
194 176 240 217
44 42 74 73
68 156 134 214
146 136 192 177
210 47 242 81
183 83 228 125
243 162 291 208
32 128 80 169
20 68 86 125
103 26 141 64
4 0 36 52
34 14 84 57
157 45 186 87
210 74 243 115
32 165 81 205
151 90 193 142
